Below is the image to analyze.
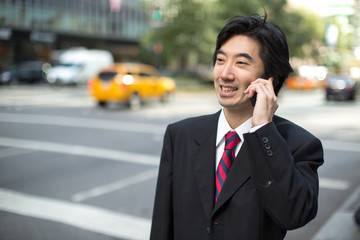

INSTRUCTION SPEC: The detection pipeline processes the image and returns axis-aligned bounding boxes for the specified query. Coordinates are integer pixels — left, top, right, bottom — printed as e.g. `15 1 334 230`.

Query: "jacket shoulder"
273 115 321 145
274 115 313 136
168 111 220 134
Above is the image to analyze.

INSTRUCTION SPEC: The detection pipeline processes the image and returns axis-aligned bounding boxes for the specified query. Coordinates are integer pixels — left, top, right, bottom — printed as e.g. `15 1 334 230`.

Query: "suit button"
262 137 269 143
265 143 271 149
206 227 211 234
265 180 273 187
267 150 273 156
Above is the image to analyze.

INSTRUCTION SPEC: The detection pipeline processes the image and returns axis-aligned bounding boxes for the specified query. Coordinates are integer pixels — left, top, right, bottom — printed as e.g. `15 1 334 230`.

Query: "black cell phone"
250 92 258 107
250 73 274 107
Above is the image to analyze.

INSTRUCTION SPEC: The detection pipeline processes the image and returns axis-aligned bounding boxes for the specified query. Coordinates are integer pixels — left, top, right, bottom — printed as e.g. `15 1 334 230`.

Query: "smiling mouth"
221 86 238 93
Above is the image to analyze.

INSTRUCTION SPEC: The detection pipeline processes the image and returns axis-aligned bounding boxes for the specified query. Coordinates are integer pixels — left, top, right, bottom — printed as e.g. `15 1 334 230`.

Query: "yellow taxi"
285 75 325 90
88 63 176 109
285 75 316 90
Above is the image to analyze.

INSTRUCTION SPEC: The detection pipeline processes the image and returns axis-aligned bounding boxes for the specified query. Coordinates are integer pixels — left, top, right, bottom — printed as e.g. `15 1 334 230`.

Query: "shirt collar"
216 109 253 147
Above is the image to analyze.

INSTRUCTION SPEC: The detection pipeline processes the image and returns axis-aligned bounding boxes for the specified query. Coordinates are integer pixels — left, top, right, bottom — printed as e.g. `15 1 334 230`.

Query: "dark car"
325 75 357 101
0 66 17 85
16 61 51 83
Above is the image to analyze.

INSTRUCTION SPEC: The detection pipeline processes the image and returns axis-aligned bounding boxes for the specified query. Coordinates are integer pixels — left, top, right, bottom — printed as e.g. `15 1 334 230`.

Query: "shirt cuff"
249 123 267 133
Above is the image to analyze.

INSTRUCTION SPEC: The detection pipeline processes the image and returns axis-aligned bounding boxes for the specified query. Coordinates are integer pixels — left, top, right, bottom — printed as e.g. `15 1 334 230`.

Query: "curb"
312 185 360 240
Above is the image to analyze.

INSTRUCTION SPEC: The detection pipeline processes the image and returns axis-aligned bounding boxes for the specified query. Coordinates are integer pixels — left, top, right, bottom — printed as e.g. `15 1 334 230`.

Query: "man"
150 13 324 240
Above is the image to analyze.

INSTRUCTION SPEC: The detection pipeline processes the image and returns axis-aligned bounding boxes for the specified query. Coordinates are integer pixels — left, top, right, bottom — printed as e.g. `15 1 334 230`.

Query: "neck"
223 107 252 129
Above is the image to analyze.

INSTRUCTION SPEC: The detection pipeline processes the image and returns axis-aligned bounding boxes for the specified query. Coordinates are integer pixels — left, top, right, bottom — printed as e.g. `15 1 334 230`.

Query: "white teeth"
222 87 237 92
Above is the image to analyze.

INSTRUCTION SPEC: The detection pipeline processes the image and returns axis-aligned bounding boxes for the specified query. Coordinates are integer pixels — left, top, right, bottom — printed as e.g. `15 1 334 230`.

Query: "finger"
245 87 255 98
251 78 271 86
244 85 250 94
265 77 275 93
256 83 277 104
254 81 271 95
260 83 278 104
255 77 275 95
246 81 267 97
244 85 256 97
244 83 255 94
247 78 276 98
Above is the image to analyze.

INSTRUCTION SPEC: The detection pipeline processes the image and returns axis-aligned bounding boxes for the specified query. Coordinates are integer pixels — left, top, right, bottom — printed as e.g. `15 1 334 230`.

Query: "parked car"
88 63 176 109
325 75 357 101
285 75 324 90
16 61 51 83
0 66 17 85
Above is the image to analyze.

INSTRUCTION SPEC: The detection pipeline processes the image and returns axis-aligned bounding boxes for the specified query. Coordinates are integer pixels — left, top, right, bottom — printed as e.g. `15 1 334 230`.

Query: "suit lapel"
190 111 252 218
191 111 220 220
213 144 251 214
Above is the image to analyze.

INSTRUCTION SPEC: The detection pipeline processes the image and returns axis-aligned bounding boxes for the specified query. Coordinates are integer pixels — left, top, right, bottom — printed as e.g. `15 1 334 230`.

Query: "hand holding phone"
246 74 279 127
250 73 272 107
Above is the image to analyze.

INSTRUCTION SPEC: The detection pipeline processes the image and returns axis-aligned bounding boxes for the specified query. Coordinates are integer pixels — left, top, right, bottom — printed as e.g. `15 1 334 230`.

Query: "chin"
218 98 250 111
218 100 239 109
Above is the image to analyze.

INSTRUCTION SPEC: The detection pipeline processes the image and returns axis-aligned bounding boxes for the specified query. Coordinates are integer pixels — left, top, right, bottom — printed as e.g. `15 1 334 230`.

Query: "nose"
219 63 235 81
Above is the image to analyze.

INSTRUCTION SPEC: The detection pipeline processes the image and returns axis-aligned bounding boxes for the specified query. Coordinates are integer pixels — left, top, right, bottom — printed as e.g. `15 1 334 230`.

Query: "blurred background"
1 0 360 86
0 0 360 240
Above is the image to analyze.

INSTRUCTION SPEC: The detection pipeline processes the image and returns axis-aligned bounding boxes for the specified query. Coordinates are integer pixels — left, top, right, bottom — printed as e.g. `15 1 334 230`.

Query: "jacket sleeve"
243 121 324 230
150 125 174 239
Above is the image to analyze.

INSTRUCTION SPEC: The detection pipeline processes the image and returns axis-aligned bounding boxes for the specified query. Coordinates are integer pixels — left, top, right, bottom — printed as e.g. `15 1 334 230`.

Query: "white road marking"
312 184 360 240
0 137 159 166
2 112 359 152
322 139 360 153
0 188 151 240
0 147 35 159
72 168 159 202
0 113 165 134
0 88 93 107
319 177 350 190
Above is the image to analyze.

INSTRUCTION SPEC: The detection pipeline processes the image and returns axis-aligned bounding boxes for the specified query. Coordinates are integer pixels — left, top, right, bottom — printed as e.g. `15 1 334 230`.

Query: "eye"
236 60 247 65
216 57 225 64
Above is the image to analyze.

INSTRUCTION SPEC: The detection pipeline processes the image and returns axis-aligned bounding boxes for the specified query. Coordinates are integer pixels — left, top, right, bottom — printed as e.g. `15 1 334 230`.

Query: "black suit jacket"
150 111 324 240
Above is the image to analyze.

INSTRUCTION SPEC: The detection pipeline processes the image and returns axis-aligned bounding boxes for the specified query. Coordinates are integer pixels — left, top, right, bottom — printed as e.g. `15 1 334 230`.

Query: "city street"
0 84 359 240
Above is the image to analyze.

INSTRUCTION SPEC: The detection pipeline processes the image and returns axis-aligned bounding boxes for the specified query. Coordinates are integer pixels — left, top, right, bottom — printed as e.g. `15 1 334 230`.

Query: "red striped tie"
215 131 241 203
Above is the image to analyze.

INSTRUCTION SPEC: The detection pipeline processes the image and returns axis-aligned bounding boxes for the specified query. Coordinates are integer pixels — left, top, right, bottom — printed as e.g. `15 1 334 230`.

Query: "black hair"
213 12 293 95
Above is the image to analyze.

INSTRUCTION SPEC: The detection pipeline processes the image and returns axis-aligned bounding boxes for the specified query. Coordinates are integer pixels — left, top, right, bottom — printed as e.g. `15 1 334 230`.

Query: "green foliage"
277 9 326 58
140 0 327 73
159 0 214 68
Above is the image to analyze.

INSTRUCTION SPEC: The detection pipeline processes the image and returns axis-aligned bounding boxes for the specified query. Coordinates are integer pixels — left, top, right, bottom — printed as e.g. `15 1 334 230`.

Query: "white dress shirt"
215 109 264 171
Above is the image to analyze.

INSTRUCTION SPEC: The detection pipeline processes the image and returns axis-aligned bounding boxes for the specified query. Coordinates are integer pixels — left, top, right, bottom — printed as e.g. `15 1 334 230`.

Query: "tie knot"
224 131 240 150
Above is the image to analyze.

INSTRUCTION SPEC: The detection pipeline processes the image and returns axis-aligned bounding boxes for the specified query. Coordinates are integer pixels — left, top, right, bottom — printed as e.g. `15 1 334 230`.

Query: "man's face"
213 35 265 112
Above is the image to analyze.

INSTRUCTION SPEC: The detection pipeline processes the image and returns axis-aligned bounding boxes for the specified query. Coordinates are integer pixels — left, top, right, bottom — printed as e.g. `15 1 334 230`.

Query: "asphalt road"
0 84 359 240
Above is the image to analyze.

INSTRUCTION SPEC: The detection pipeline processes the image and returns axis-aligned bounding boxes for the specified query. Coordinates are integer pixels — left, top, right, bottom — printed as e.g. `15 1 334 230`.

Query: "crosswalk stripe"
0 147 35 159
72 168 158 202
0 113 165 134
322 139 360 153
0 188 151 240
319 177 350 190
0 137 159 166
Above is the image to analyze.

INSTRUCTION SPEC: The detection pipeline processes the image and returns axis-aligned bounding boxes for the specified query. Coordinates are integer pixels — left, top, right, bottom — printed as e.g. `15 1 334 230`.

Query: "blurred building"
288 0 360 78
0 0 152 70
289 0 359 46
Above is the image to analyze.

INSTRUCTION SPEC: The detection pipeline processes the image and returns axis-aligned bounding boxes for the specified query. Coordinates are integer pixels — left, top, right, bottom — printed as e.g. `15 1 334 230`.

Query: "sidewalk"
312 185 360 240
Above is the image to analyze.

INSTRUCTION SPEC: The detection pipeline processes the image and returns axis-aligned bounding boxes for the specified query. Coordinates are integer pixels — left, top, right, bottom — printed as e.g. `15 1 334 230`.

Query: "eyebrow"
215 49 254 62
